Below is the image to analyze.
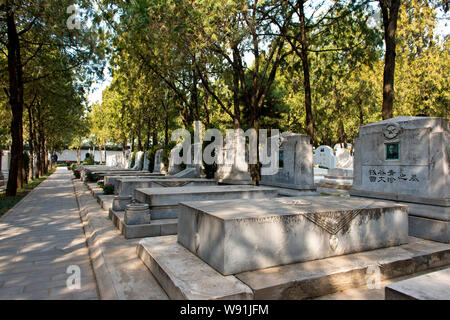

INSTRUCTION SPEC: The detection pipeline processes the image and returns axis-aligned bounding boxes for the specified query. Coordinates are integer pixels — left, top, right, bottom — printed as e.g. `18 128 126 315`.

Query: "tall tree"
379 0 401 119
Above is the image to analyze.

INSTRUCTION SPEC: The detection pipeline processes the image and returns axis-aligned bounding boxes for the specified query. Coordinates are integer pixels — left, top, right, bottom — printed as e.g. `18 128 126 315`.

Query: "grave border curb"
72 178 120 300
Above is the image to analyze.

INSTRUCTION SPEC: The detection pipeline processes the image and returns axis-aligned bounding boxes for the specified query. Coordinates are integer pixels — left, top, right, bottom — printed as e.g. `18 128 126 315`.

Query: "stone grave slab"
136 236 253 300
134 185 279 220
116 178 216 197
385 267 450 300
109 185 278 239
103 174 165 190
178 196 409 275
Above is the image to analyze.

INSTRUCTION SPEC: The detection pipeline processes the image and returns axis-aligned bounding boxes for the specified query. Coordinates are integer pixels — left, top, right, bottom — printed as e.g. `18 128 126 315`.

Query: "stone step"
385 267 450 300
136 236 253 300
97 195 115 211
137 236 450 300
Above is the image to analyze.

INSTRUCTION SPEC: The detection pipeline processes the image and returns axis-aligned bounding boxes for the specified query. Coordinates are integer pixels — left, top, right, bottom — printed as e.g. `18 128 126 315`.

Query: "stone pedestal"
124 203 151 225
112 196 132 211
350 116 449 243
178 196 409 275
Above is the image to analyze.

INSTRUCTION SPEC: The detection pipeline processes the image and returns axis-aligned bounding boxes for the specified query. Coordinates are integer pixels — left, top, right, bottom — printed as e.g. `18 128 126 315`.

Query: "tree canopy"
1 0 448 191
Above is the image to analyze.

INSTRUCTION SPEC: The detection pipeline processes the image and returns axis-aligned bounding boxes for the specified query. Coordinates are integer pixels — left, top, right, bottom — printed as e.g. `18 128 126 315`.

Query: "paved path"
0 168 99 300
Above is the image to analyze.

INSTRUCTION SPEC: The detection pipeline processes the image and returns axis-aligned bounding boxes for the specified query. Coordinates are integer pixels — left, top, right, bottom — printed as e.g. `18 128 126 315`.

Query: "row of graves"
313 143 354 191
79 116 449 300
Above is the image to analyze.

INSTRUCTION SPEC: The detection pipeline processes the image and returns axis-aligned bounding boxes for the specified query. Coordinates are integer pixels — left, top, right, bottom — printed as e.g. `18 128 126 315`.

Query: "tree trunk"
299 2 317 146
152 131 158 147
27 104 35 180
43 139 48 174
164 115 169 147
232 45 241 130
6 9 25 196
379 0 401 120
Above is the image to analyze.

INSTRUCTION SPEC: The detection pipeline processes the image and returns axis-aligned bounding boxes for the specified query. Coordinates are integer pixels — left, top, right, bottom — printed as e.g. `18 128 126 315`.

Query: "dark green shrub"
129 151 136 168
102 184 114 195
202 139 218 179
86 171 99 182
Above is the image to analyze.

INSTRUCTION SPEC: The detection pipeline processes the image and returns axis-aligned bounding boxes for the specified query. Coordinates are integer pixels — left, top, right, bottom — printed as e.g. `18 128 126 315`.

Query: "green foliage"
85 154 95 165
146 145 161 172
85 171 99 182
102 184 115 195
130 151 136 168
81 0 448 158
202 139 217 179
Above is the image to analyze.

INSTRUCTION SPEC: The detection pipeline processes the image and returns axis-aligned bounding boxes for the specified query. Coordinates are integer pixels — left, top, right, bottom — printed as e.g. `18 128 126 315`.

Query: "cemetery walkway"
0 167 99 299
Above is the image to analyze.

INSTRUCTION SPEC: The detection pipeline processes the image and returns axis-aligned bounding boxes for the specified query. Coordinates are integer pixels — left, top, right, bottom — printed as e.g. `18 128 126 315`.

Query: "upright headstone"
143 151 150 171
260 132 315 190
350 116 449 243
168 145 183 175
106 154 115 167
115 153 125 168
335 145 353 169
313 145 336 169
174 142 202 178
153 149 165 173
215 132 252 184
1 150 10 173
132 151 144 170
124 152 132 169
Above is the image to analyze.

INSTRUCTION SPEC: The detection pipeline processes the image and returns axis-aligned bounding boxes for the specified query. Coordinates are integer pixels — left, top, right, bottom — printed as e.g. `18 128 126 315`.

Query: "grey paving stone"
0 168 99 300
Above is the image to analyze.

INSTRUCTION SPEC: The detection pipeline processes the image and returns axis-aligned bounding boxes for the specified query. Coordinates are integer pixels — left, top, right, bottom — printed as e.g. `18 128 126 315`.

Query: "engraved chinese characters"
368 168 419 183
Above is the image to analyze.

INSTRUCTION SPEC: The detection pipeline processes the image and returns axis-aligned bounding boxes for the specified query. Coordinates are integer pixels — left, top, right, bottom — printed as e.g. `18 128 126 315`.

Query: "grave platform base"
109 208 177 239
